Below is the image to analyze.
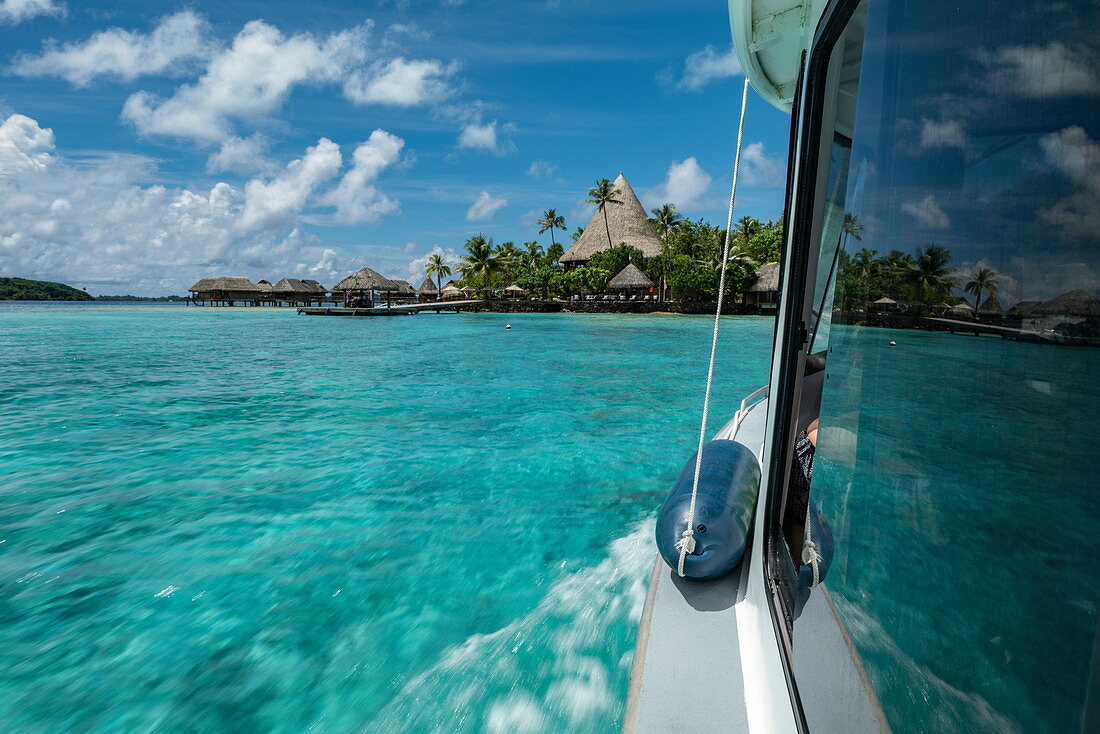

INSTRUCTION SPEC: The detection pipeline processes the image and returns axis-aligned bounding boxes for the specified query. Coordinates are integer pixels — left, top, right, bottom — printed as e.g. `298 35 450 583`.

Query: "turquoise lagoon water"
0 304 773 733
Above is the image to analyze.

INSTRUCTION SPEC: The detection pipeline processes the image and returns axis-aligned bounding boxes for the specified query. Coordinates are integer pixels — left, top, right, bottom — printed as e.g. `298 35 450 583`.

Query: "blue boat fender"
655 439 761 580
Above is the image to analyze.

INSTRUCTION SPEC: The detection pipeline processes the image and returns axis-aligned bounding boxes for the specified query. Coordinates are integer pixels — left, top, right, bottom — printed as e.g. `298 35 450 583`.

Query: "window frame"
761 0 869 723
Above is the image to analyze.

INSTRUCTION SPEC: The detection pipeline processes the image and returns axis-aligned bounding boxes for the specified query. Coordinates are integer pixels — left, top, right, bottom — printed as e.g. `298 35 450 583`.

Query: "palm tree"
585 178 623 249
650 203 682 241
908 243 959 304
964 268 999 311
841 213 864 249
537 209 566 251
425 253 450 300
460 234 499 298
496 241 521 271
522 240 544 267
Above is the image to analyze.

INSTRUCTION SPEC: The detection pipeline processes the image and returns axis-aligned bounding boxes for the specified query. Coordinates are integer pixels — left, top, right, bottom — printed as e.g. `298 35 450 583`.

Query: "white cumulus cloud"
0 0 63 25
206 134 272 175
901 194 950 230
122 20 371 142
675 45 741 92
645 157 712 212
0 113 55 173
238 138 342 230
1039 125 1100 239
740 142 786 187
458 121 498 150
323 129 404 224
978 42 1100 99
466 190 507 221
0 112 407 294
344 57 454 106
12 11 211 85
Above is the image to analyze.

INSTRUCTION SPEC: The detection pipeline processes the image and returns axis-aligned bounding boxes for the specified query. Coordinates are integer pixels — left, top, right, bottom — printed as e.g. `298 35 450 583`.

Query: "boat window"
774 0 1100 730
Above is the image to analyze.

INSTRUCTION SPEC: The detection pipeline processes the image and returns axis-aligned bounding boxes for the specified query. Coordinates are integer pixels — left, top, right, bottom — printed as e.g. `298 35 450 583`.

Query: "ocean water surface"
0 304 773 733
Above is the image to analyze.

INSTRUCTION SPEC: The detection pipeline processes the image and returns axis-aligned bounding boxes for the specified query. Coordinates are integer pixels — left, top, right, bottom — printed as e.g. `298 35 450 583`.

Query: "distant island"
0 277 94 301
94 295 187 302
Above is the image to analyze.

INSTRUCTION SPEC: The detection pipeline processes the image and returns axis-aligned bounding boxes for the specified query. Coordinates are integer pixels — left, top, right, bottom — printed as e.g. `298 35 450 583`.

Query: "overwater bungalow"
256 279 275 305
416 276 439 300
390 279 417 301
607 262 655 299
188 276 263 305
745 262 780 311
331 267 398 305
558 173 663 268
273 278 328 306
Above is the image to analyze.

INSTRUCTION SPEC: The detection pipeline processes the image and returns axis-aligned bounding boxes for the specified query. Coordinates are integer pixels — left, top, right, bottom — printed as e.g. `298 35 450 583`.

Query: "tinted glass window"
790 0 1100 731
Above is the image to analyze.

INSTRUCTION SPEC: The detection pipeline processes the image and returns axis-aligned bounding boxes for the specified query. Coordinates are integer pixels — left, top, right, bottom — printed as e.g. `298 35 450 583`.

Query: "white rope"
677 77 751 577
802 513 822 587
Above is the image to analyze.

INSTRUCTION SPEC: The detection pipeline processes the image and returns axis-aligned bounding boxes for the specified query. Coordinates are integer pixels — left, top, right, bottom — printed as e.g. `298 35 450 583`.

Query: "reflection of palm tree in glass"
965 268 999 311
585 179 623 249
426 253 450 300
909 243 959 304
537 209 566 251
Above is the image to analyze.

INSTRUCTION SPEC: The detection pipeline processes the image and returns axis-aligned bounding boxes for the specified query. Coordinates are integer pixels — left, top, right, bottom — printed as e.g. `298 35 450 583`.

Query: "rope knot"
676 529 696 555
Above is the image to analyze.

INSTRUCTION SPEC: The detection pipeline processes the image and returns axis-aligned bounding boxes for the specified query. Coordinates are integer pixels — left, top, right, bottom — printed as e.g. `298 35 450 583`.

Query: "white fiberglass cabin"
625 0 1099 731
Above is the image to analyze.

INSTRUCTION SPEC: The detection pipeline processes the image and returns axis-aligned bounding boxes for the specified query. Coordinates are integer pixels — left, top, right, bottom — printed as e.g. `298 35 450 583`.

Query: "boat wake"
360 519 656 733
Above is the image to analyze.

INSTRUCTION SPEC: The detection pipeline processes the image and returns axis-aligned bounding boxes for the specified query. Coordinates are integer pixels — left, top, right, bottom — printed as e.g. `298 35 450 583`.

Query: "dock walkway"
297 300 482 316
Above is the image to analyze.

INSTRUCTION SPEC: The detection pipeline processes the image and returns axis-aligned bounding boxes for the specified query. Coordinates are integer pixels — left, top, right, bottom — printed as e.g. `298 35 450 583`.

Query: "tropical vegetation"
0 277 94 301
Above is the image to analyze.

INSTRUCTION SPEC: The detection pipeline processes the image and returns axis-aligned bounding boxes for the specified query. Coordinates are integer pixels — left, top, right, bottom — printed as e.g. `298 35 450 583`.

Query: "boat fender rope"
678 77 751 578
803 517 822 587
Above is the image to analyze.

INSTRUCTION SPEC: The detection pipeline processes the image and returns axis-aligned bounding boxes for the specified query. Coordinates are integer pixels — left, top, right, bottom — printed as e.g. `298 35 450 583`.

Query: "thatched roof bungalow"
417 276 439 298
559 173 663 266
391 279 417 299
1033 289 1100 317
441 285 465 300
332 267 398 294
188 276 262 301
745 262 780 309
608 262 655 291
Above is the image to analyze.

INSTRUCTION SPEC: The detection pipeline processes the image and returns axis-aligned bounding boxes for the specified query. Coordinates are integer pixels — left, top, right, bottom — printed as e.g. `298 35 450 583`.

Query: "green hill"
0 277 95 301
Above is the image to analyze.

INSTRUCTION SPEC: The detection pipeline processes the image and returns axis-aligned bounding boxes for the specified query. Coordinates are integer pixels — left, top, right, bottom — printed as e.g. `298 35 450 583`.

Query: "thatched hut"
390 279 417 301
502 284 527 299
417 276 439 300
1007 300 1040 318
188 276 262 305
607 262 655 296
441 285 465 300
977 294 1005 318
1033 289 1100 317
331 267 398 304
745 262 780 310
271 278 326 304
559 173 663 267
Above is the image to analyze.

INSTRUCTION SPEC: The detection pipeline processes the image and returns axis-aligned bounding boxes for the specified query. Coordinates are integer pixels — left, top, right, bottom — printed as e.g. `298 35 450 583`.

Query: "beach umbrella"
608 262 655 290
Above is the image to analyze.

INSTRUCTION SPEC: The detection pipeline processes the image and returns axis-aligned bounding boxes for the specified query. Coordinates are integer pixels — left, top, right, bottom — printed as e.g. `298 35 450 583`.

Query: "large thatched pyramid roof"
608 262 655 289
332 267 398 292
977 294 1005 315
273 277 320 295
559 173 663 264
417 276 439 295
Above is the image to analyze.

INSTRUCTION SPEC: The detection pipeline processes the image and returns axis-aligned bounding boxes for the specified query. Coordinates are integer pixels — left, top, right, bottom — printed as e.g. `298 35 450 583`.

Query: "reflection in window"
791 0 1100 731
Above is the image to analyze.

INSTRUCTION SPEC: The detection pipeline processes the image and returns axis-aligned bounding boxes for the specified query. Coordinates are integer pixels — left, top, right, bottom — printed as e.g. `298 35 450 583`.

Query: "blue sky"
0 0 790 294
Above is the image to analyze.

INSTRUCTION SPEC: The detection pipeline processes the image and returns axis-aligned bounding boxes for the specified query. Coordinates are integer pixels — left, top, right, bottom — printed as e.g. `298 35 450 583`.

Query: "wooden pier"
297 300 482 317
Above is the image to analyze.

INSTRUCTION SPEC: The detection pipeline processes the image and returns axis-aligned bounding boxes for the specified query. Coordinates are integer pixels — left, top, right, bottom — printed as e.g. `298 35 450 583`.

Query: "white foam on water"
362 519 656 733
